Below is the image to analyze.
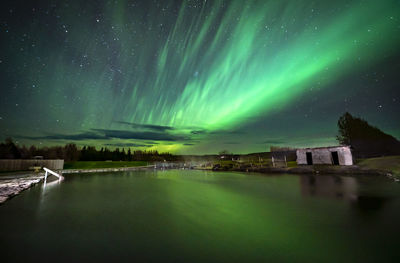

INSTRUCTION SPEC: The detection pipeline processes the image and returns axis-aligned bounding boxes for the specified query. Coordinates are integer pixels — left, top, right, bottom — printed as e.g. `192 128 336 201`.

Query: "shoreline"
0 173 45 204
206 165 399 181
0 166 155 204
1 164 397 205
60 165 155 174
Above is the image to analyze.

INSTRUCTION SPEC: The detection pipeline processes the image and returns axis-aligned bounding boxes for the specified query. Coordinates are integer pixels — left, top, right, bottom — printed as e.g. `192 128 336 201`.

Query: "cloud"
209 130 245 135
115 121 174 132
190 129 208 135
144 141 159 145
104 143 153 147
19 132 107 141
190 129 245 135
223 142 241 145
92 129 187 141
262 140 285 144
20 128 190 143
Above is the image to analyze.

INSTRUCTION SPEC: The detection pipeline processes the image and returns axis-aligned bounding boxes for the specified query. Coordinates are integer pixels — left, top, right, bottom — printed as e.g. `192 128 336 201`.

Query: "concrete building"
296 146 353 166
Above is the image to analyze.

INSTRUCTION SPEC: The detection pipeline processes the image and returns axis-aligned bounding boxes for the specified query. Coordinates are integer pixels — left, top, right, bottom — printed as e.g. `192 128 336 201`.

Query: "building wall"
296 146 353 166
0 159 64 171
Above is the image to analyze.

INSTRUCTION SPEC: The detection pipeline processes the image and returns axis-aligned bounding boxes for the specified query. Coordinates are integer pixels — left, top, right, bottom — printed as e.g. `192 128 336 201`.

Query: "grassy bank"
208 156 400 179
356 156 400 177
64 161 148 170
210 159 297 170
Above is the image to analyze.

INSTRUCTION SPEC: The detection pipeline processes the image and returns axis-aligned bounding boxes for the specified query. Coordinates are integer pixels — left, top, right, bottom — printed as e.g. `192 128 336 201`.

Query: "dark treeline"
0 138 180 162
2 113 399 162
337 112 400 158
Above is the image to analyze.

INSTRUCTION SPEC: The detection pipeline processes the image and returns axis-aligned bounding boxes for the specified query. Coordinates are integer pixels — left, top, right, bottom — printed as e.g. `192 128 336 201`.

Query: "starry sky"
0 0 399 154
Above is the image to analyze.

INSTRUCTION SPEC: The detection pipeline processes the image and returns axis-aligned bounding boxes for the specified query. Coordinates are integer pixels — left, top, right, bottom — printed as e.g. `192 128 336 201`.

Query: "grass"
63 161 148 170
357 156 400 176
212 159 273 169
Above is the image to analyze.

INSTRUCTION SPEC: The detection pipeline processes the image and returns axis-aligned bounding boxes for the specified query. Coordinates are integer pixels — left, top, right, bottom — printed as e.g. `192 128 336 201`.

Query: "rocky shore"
0 166 155 204
0 173 44 204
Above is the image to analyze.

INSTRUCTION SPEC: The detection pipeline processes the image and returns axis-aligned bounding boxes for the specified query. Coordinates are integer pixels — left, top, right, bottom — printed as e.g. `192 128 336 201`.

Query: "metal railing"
43 167 64 187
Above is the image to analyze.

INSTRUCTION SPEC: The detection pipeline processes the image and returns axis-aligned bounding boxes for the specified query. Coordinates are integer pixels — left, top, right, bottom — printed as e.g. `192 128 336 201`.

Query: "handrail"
43 167 64 188
43 167 62 179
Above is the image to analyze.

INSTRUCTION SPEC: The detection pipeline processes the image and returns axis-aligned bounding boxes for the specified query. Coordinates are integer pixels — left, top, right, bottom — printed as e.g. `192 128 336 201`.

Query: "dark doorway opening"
306 152 313 165
331 151 339 165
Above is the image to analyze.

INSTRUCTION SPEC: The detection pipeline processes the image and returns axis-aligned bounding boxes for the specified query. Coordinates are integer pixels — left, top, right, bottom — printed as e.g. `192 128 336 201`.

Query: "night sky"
0 0 399 154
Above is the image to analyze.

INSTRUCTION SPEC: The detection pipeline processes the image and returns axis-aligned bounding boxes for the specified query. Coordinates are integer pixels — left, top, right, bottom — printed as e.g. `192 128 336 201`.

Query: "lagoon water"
1 170 400 262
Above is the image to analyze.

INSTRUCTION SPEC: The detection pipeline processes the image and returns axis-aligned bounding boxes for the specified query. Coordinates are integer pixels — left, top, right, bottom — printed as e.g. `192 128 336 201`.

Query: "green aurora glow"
0 0 399 153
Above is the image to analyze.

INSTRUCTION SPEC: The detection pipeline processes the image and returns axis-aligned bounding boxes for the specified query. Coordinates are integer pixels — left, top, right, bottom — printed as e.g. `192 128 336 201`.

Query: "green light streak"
7 0 399 152
118 0 399 133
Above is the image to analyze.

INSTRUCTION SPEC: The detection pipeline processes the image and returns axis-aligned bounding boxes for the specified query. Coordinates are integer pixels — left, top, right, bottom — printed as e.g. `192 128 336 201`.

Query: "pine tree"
127 148 132 161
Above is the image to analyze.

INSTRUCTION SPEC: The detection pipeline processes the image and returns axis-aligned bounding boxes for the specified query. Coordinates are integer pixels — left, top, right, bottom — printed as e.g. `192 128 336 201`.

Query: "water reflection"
42 177 62 191
39 176 62 211
300 175 390 213
1 170 399 263
300 175 358 201
354 195 389 213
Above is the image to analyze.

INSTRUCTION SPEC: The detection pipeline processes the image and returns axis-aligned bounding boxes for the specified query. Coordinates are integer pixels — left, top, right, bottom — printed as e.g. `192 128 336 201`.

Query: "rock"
0 174 44 204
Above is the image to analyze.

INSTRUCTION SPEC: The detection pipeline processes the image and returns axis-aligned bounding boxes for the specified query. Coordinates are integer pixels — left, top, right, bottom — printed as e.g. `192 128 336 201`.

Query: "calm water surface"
1 170 400 262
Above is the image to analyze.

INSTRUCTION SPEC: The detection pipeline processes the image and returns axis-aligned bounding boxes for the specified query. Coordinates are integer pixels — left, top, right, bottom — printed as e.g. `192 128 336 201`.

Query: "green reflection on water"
1 170 399 262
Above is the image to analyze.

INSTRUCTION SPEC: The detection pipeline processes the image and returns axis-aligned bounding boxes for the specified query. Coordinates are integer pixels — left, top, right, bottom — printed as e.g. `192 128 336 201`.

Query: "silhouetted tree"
0 138 21 159
104 147 112 160
29 145 37 157
121 148 126 161
0 139 178 162
337 112 400 158
127 148 132 161
19 145 30 159
87 146 98 161
80 146 88 160
64 143 79 161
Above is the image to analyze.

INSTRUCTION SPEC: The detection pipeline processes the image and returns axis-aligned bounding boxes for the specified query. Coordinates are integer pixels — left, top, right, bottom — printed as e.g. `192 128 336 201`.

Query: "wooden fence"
0 159 64 171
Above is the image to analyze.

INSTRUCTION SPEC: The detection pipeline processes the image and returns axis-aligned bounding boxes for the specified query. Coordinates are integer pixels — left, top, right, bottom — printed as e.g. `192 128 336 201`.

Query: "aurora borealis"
0 0 399 154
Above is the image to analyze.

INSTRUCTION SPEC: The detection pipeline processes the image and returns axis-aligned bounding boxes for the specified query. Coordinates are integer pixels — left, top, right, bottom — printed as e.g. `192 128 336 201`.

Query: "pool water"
1 170 400 262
